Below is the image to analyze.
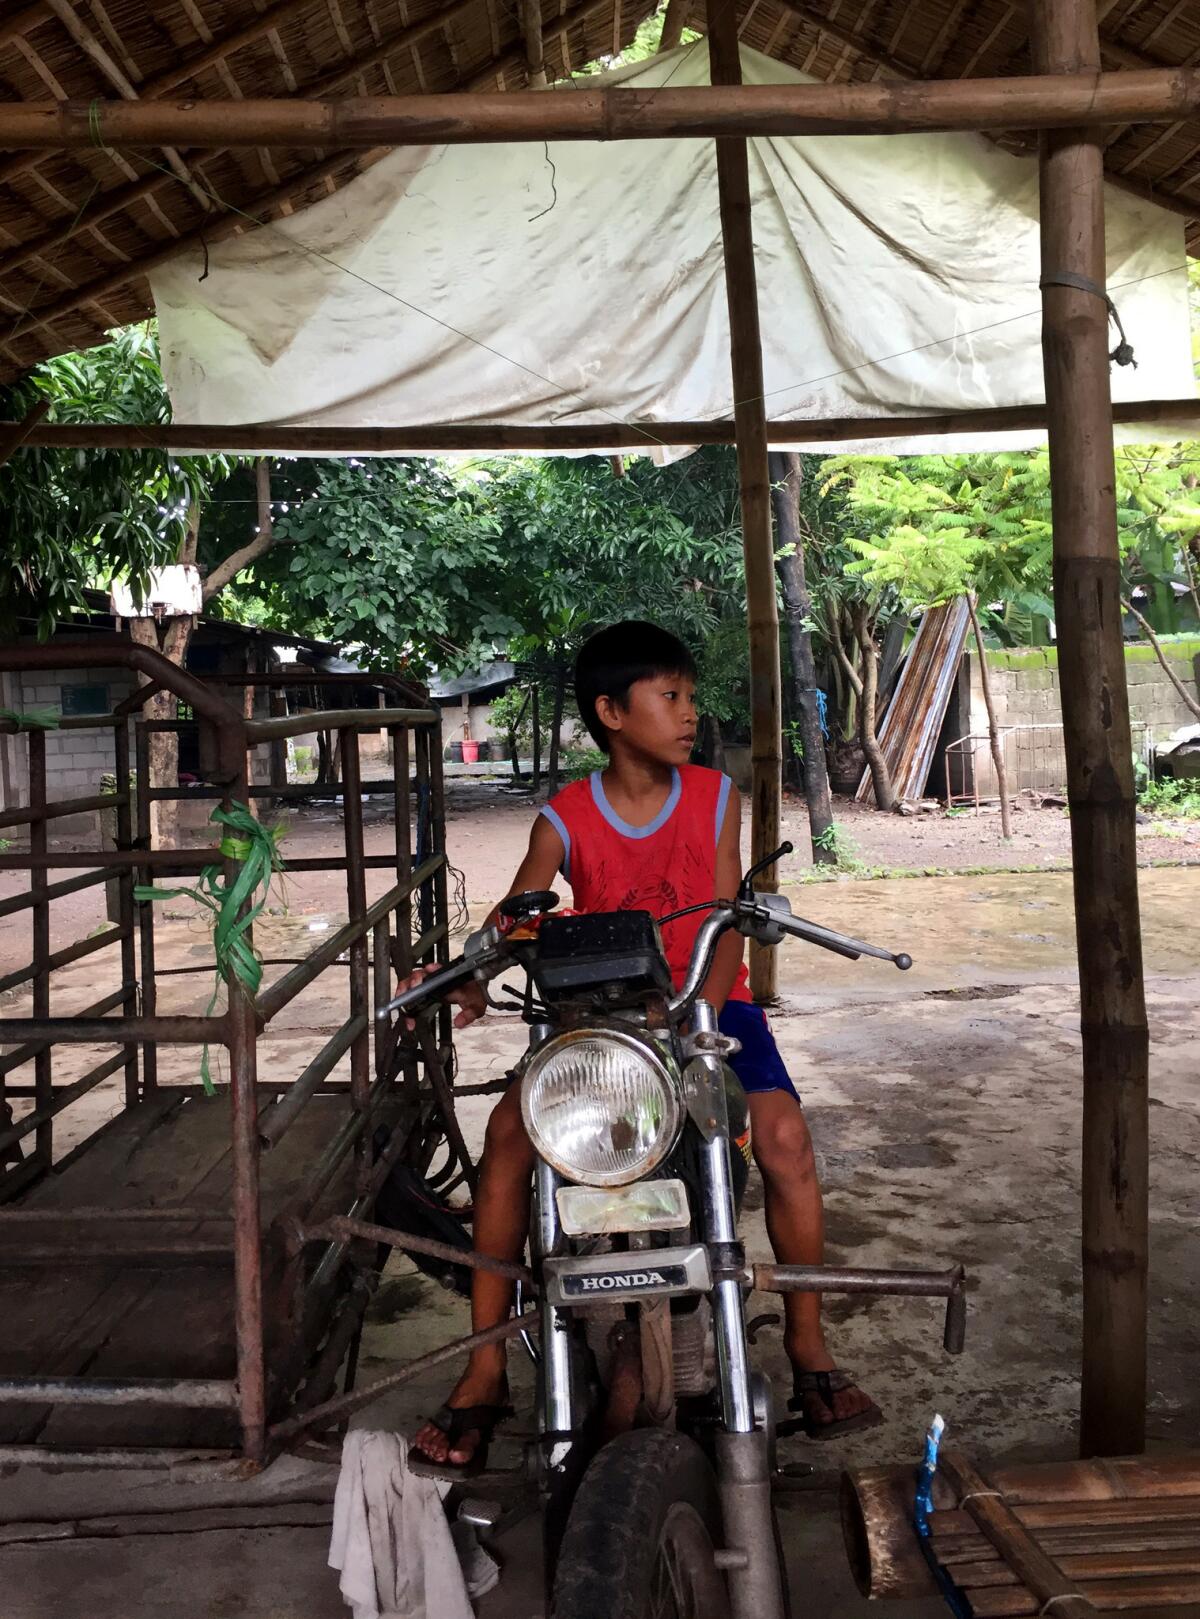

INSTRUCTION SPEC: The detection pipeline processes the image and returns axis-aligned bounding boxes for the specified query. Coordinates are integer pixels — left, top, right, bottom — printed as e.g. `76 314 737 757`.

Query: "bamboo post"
706 0 782 1001
1030 0 1150 1459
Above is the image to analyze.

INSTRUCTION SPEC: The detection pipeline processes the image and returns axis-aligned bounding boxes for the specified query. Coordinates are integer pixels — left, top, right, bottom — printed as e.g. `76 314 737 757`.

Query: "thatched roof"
2 0 1198 384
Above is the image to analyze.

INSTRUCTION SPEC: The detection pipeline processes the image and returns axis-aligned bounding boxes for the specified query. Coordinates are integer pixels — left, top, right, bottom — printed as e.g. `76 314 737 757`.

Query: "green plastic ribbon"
135 802 286 1093
0 708 60 731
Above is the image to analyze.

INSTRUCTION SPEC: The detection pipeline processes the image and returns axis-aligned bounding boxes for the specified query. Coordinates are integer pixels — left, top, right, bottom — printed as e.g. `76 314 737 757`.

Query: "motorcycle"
380 842 965 1619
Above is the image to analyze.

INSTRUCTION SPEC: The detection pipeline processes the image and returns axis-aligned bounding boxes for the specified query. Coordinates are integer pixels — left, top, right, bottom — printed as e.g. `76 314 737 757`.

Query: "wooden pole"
12 397 1200 454
4 69 1200 150
659 0 690 51
1030 0 1149 1460
707 0 781 1003
769 451 836 865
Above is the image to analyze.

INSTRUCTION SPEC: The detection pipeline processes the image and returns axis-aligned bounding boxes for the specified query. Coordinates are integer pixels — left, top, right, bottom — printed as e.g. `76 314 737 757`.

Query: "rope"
0 708 59 731
135 801 286 1093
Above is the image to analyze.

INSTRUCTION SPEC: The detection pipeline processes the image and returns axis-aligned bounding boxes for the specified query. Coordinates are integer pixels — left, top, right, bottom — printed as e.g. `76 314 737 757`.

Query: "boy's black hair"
574 621 697 751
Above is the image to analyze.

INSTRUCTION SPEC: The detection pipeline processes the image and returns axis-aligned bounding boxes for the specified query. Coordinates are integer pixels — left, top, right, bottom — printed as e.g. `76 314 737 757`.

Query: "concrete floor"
2 867 1199 1616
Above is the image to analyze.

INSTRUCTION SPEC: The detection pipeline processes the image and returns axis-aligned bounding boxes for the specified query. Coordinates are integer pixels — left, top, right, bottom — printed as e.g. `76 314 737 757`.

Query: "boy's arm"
698 781 746 1013
484 812 566 929
400 812 566 1029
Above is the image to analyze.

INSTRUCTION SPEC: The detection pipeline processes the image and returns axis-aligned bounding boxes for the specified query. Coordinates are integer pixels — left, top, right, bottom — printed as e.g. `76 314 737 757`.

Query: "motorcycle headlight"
521 1027 681 1188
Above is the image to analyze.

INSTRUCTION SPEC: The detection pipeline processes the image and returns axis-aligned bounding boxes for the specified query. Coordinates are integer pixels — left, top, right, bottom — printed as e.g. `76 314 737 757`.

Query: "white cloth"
329 1429 488 1619
152 45 1196 456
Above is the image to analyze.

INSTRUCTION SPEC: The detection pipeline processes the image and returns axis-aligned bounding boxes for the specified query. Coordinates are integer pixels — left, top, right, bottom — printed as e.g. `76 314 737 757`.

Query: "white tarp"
153 44 1196 454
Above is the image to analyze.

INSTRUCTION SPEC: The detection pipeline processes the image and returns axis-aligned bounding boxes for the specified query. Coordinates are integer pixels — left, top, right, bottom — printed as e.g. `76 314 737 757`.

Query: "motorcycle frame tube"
693 1000 755 1435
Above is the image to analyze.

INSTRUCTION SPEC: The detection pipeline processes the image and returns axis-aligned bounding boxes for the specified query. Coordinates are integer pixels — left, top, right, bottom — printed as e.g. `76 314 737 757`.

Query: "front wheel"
551 1430 729 1619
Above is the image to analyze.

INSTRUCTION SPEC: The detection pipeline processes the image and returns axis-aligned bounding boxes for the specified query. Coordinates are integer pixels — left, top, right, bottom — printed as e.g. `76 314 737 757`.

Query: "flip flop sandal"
409 1401 515 1480
782 1370 884 1442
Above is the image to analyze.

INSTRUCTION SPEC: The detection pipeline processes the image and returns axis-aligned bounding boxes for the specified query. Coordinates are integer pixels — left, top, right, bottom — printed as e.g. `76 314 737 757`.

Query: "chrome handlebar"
378 895 911 1023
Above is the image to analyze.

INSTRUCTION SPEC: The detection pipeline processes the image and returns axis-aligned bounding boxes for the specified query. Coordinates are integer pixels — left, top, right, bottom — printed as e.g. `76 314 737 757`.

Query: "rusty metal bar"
299 1108 420 1315
302 1214 533 1283
0 848 220 870
256 857 442 1025
224 741 267 1467
143 780 416 801
0 849 431 873
270 1312 541 1442
284 1088 384 1223
28 728 51 1171
417 1022 477 1196
0 1237 233 1266
0 791 126 830
134 719 159 1094
257 1014 368 1147
410 921 449 961
0 1446 239 1469
0 1205 230 1221
0 922 132 996
112 714 139 1107
0 986 129 1077
753 1262 965 1296
0 1051 126 1152
372 918 398 1085
246 707 436 743
0 867 111 921
0 639 246 783
0 1376 238 1408
0 1016 228 1044
393 725 414 977
340 728 372 1196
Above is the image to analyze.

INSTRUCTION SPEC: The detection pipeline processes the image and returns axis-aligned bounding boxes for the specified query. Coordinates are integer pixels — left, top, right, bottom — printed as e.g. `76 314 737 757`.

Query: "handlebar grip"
377 955 475 1020
777 911 911 969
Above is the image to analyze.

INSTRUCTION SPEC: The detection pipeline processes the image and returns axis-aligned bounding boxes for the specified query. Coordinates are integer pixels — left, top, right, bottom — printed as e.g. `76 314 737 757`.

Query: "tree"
769 453 835 863
0 325 233 637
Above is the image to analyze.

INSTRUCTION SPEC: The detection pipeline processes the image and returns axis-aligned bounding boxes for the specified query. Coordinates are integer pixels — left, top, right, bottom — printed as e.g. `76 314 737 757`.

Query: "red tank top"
540 763 751 1003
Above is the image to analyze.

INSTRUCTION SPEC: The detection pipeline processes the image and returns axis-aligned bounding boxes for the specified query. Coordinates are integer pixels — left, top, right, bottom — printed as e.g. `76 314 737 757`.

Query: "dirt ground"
2 783 1199 1618
2 778 1197 980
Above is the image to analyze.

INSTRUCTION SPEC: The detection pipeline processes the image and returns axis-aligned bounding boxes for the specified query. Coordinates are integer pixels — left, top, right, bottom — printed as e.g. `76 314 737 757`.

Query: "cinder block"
1017 669 1053 692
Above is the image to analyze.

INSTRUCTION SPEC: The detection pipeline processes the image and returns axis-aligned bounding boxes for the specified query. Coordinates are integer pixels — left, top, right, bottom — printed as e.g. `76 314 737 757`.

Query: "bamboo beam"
1031 0 1149 1460
4 69 1200 151
12 396 1200 453
707 5 781 1004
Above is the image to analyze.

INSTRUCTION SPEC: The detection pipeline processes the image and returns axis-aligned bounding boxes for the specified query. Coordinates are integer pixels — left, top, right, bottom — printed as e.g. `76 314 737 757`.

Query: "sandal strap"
429 1402 514 1445
787 1368 858 1412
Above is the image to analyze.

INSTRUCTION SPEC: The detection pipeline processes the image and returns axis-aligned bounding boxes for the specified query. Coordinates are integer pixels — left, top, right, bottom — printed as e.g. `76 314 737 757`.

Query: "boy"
411 621 880 1467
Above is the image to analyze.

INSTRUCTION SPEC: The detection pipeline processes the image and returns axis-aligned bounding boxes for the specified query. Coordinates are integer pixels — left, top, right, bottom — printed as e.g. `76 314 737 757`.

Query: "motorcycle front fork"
691 999 788 1619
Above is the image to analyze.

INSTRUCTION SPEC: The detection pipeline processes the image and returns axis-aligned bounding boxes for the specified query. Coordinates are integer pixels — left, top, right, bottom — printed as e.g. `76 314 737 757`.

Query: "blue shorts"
718 1001 801 1102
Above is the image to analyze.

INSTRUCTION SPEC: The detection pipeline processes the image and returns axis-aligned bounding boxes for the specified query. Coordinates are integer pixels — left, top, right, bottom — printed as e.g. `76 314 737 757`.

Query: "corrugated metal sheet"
856 599 971 805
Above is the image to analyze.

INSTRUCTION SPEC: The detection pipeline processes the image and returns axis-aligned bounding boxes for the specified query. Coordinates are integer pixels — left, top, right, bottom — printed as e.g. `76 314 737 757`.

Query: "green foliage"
820 446 1200 639
820 452 1056 622
264 457 509 672
572 8 702 74
0 325 234 635
1138 774 1200 820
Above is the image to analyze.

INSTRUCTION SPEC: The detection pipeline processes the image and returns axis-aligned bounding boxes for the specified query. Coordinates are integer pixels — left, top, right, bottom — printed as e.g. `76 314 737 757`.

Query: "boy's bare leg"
747 1090 876 1428
414 1083 536 1464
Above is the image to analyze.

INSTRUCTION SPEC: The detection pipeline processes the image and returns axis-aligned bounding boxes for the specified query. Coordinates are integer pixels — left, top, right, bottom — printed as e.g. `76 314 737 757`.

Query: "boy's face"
598 672 698 765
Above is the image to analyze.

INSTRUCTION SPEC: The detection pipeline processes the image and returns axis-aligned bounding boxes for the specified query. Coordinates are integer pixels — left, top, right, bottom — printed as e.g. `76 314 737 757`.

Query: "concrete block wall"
965 637 1200 799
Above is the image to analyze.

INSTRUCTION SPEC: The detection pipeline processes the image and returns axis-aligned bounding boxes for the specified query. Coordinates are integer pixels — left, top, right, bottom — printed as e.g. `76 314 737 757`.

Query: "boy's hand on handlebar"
395 965 488 1031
